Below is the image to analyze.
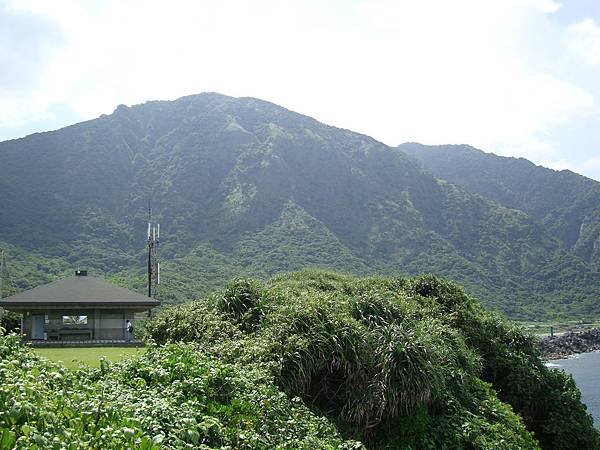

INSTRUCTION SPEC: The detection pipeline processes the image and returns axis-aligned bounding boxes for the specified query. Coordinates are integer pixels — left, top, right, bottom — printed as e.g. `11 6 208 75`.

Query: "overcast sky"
1 0 600 181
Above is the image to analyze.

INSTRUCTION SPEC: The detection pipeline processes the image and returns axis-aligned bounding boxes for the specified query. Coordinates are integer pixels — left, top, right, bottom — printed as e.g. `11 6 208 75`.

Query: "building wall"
98 310 135 340
21 309 136 340
22 314 32 338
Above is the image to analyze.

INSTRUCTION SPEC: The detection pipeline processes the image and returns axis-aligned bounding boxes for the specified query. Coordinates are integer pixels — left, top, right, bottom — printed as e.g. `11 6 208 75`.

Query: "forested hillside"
0 93 598 320
400 142 600 271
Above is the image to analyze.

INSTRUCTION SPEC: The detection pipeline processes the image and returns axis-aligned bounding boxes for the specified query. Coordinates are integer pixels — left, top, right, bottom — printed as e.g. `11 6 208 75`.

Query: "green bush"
146 272 572 449
0 330 361 449
409 275 600 450
6 271 595 449
216 278 265 332
143 300 242 345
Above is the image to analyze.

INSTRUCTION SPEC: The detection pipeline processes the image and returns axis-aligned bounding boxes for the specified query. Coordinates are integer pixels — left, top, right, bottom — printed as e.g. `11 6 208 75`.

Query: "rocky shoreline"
537 328 600 360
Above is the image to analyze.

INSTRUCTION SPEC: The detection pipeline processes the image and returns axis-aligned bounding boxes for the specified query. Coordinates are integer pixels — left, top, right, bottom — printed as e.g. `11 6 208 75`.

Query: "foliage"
409 274 600 449
143 299 241 345
216 278 265 331
0 308 19 333
2 271 598 448
0 330 361 449
401 142 600 271
146 271 600 449
424 377 542 450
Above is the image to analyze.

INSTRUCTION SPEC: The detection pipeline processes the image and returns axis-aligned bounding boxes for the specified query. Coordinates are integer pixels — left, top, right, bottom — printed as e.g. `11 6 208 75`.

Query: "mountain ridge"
400 142 600 271
0 92 598 320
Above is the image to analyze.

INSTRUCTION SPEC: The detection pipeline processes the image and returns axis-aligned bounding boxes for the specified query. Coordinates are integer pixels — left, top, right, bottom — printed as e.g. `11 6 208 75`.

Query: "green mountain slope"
0 93 598 320
400 142 600 270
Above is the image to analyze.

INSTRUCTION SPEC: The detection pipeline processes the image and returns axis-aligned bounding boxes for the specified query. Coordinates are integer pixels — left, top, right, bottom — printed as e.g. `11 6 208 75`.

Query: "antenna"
147 203 152 240
146 205 161 298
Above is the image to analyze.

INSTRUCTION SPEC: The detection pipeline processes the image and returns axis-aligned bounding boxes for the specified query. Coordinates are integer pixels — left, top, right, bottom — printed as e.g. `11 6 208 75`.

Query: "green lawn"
34 346 145 369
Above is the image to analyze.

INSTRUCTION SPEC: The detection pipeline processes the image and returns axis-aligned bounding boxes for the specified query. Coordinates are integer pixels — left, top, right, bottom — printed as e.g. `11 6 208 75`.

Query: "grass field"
34 347 145 369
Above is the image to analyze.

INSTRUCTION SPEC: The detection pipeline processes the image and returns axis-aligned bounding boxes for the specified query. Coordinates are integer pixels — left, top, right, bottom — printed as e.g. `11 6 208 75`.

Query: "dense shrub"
412 275 600 449
216 278 265 332
146 271 574 449
144 300 242 345
273 289 478 434
6 271 596 449
0 330 361 449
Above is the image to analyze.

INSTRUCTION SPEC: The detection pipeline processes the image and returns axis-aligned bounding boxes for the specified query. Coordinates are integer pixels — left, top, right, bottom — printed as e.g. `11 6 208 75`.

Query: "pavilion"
0 270 159 342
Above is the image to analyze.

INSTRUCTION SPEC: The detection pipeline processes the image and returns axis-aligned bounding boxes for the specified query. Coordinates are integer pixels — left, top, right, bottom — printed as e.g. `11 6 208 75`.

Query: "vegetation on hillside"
400 142 600 271
143 270 598 449
1 94 599 321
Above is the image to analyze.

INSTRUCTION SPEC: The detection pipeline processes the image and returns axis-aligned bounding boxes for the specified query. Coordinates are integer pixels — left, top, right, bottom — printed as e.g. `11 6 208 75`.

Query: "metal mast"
147 207 160 298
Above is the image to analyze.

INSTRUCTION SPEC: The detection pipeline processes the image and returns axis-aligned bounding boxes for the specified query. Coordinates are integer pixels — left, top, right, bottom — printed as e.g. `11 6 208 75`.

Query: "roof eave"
1 301 160 311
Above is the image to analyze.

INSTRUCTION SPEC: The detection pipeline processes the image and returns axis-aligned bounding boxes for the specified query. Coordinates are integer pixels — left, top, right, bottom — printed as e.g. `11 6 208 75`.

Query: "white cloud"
535 0 562 14
0 0 66 127
483 73 595 161
315 1 595 164
579 155 600 173
0 0 598 181
566 18 600 66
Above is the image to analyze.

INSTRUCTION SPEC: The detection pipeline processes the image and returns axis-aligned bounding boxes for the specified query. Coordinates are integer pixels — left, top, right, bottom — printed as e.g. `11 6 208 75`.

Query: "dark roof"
0 275 160 309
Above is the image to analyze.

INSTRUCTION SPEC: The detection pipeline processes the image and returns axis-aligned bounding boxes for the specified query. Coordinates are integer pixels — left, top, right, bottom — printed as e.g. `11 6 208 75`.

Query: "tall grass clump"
143 270 588 449
139 271 600 449
410 274 600 450
273 287 478 436
216 278 265 331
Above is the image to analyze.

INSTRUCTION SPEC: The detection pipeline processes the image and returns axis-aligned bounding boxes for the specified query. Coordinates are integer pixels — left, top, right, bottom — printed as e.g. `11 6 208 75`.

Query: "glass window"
62 315 88 325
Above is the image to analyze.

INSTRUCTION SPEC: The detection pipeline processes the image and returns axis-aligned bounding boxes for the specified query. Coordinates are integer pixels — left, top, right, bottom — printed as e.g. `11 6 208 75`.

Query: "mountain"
399 143 600 271
0 93 598 320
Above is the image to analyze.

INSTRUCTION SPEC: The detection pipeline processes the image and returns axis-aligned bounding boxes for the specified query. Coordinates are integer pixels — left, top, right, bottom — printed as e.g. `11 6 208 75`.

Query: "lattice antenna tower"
147 206 160 298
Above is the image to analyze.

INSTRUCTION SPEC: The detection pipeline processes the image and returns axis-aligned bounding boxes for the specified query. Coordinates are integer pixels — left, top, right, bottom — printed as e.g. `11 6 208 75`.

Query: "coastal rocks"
538 328 600 359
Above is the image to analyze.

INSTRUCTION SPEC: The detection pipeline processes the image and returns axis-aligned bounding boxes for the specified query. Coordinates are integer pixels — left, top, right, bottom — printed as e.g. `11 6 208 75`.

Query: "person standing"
125 319 133 342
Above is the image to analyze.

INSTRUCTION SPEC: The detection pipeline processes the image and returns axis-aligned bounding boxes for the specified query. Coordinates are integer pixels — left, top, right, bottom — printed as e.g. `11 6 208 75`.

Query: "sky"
1 0 600 181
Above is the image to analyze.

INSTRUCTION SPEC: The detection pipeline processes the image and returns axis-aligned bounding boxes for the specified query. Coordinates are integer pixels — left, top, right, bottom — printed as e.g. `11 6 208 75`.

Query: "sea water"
548 351 600 428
